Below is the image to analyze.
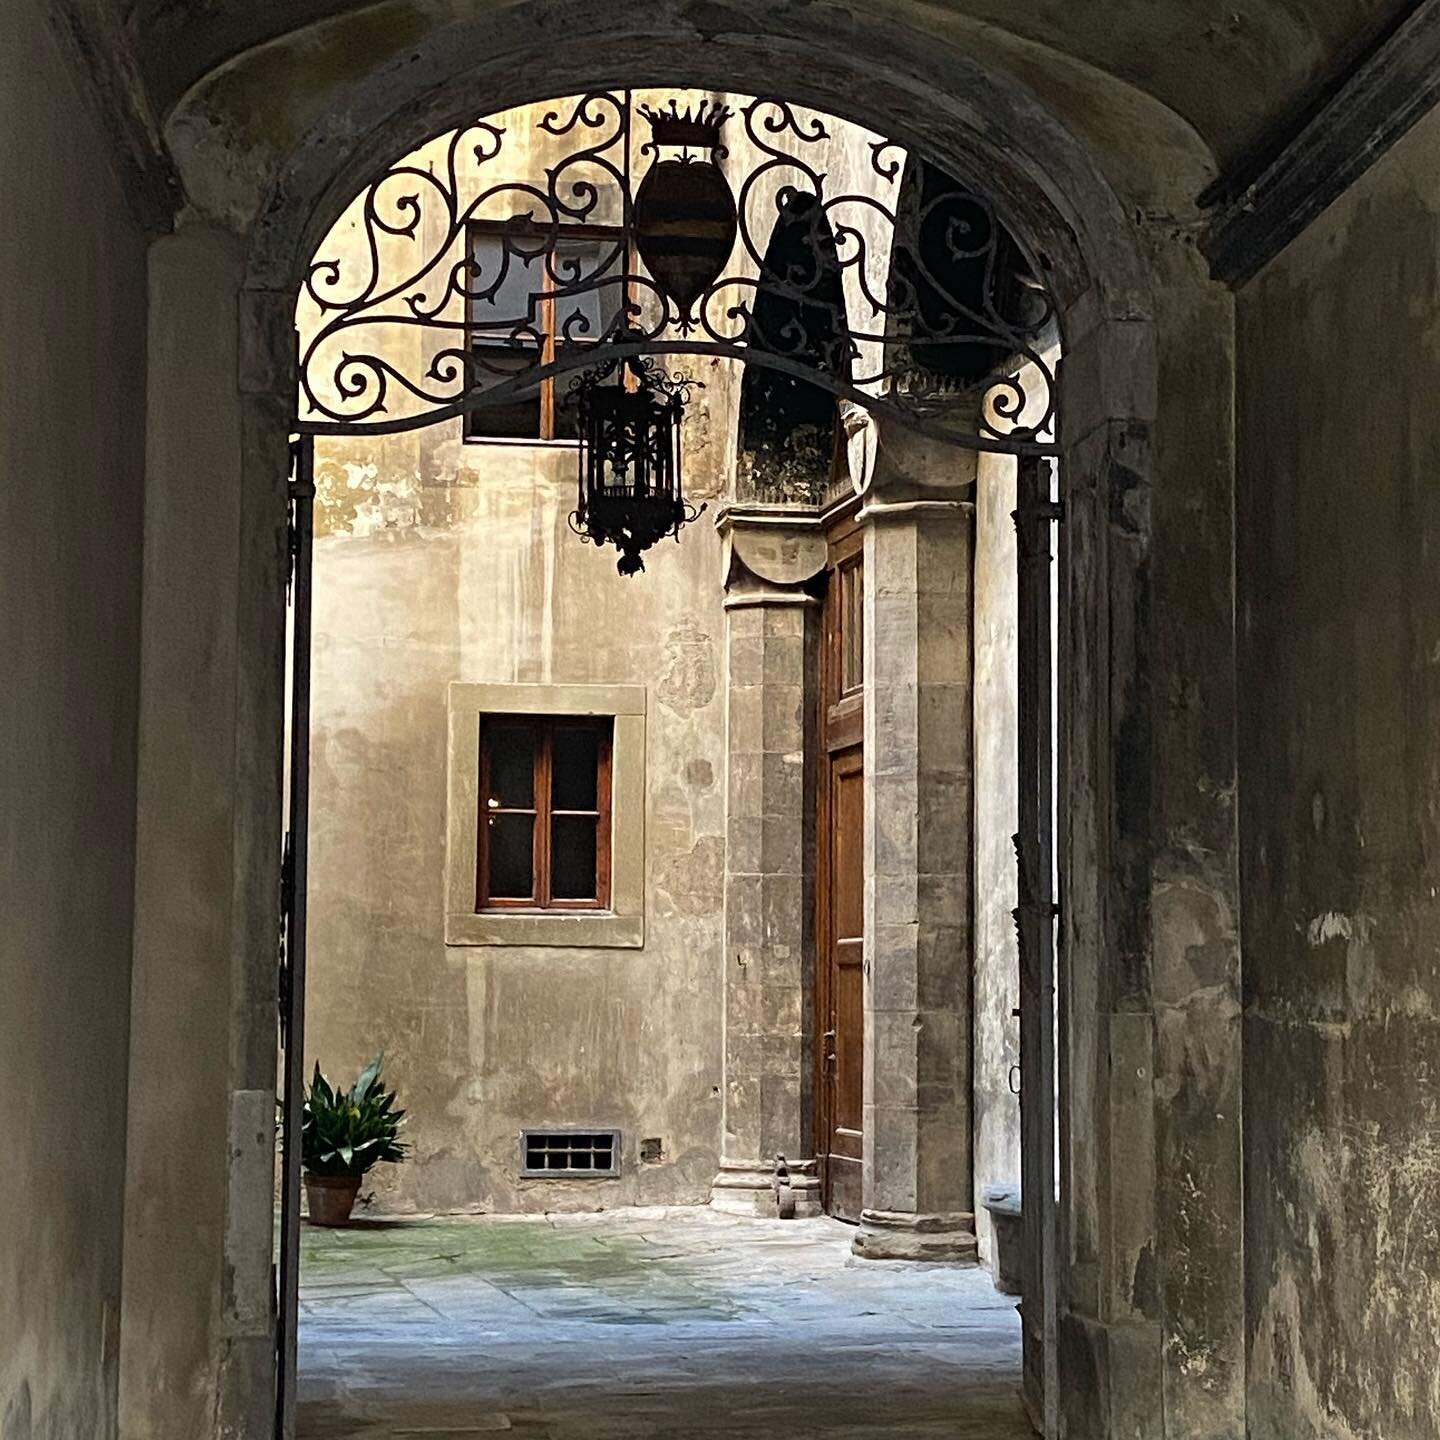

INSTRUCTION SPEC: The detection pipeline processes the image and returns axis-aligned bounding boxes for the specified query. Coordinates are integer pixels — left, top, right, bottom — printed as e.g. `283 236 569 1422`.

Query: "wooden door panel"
834 941 864 1136
822 745 864 1221
818 519 865 1224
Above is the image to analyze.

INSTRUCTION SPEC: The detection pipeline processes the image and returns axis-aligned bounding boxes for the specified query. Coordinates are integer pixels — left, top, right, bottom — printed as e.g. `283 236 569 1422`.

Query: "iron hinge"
285 438 306 594
278 830 294 1040
1010 497 1065 532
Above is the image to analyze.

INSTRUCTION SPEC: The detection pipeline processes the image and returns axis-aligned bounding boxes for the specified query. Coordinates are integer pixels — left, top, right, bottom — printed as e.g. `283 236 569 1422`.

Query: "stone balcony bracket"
716 501 829 602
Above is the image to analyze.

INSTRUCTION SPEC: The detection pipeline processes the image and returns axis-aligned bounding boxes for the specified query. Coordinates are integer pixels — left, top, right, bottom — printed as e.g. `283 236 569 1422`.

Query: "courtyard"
297 1208 1032 1440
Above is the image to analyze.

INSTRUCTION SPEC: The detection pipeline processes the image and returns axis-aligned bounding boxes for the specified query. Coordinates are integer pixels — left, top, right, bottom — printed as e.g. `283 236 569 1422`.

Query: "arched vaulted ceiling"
116 0 1410 175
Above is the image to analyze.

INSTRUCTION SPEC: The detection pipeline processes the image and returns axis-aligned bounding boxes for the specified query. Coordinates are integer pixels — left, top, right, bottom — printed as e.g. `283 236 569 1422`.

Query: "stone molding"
856 497 974 524
1202 0 1440 285
853 1208 979 1262
711 1158 822 1219
723 591 820 611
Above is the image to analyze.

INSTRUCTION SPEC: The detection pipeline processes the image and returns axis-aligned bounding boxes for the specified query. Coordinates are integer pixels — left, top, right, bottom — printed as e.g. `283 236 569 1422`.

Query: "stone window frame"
446 682 646 947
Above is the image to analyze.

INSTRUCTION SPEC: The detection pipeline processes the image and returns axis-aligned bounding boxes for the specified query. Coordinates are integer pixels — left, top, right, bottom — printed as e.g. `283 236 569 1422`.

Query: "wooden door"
817 523 865 1221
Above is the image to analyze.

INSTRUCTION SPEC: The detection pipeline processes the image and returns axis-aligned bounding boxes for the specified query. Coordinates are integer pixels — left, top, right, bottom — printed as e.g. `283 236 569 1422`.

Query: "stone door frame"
120 10 1250 1439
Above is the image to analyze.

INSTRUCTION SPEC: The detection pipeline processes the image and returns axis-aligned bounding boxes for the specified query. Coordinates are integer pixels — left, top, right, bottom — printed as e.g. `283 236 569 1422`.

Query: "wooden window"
465 223 627 442
478 716 613 910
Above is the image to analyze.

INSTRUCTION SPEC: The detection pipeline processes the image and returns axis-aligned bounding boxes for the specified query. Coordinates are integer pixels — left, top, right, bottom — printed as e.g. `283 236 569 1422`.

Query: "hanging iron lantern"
633 99 738 332
569 352 704 575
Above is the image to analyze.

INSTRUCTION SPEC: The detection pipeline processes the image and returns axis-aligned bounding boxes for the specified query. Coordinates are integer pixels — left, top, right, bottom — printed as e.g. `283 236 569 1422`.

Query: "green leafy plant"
301 1054 408 1179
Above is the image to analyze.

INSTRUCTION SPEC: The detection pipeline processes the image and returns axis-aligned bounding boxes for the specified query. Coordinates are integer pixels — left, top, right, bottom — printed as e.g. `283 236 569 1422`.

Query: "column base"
709 1158 823 1218
852 1208 979 1262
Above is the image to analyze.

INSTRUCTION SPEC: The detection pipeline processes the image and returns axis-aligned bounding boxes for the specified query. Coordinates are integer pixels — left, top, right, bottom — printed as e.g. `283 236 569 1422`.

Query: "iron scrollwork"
297 90 1058 452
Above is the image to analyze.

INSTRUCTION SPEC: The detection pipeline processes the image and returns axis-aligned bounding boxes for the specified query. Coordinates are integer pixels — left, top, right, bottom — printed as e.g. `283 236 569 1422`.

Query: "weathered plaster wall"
972 452 1021 1269
299 92 903 1216
1237 101 1440 1440
0 3 147 1436
306 413 731 1215
120 224 280 1440
1052 209 1243 1439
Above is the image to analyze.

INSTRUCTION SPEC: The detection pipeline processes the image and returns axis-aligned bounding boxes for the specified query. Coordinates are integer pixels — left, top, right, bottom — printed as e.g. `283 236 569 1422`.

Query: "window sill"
445 907 643 949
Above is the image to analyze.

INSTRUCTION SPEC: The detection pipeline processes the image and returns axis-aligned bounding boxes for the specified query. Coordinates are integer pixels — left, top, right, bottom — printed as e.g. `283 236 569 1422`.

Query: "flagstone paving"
298 1206 1033 1440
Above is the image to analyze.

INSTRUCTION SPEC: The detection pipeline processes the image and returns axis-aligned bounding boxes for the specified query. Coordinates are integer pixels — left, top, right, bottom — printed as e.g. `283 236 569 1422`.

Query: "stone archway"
125 12 1248 1439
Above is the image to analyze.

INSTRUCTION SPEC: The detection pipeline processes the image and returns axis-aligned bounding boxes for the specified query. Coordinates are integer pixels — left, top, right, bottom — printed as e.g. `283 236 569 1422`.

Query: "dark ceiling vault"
1201 0 1440 284
49 0 1440 282
113 0 1413 171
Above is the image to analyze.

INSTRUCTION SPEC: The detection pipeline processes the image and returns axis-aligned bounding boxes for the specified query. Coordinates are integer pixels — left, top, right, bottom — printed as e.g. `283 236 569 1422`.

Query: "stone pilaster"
711 507 826 1217
854 469 979 1261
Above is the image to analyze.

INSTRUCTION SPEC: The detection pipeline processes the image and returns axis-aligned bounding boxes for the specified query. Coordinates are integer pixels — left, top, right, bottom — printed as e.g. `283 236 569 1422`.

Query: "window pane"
552 724 601 810
551 815 599 901
550 238 625 343
841 561 864 694
465 348 543 440
485 723 535 808
486 812 535 900
468 236 546 330
551 363 587 442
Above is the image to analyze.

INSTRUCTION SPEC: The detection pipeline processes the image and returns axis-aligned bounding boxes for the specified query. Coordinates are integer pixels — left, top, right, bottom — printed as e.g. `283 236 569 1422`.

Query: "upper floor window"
480 715 613 909
465 223 626 442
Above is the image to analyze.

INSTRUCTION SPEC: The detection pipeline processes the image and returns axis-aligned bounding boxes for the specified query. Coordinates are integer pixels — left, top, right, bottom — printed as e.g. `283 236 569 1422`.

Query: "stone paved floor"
298 1206 1033 1440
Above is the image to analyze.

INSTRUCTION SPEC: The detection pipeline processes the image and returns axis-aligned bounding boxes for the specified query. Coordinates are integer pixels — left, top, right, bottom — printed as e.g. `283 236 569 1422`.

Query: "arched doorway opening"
201 15 1166 1437
277 81 1061 1440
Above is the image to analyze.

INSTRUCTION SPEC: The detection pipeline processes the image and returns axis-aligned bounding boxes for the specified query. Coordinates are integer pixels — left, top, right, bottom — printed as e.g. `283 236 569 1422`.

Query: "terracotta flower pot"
304 1174 361 1227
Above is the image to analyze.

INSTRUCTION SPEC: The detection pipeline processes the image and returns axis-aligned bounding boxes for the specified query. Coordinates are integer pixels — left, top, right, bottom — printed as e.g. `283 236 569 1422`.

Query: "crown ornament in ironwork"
638 97 734 154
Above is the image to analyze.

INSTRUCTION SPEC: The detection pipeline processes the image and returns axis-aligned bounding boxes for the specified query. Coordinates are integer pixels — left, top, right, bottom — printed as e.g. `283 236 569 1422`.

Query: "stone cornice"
722 590 821 611
1201 0 1440 286
857 497 973 524
46 0 182 235
714 501 825 533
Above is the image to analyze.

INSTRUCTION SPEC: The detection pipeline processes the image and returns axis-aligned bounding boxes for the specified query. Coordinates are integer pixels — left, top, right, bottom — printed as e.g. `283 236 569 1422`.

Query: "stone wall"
300 92 907 1217
307 410 732 1214
1237 100 1440 1440
0 4 148 1437
972 451 1021 1269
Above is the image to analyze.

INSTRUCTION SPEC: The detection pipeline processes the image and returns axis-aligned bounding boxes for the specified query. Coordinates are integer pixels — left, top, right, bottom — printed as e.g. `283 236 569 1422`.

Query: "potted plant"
301 1054 408 1226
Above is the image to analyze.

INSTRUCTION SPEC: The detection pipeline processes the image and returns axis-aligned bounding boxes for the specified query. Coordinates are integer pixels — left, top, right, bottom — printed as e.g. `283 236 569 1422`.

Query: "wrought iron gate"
276 436 315 1440
1014 455 1061 1438
273 85 1066 1440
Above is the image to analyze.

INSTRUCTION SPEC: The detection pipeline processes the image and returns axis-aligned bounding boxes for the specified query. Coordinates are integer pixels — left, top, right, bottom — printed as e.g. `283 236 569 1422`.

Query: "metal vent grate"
521 1129 620 1177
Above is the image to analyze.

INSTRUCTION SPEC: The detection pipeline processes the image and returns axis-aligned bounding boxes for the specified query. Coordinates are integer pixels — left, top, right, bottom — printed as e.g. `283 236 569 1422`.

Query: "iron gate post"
275 435 315 1440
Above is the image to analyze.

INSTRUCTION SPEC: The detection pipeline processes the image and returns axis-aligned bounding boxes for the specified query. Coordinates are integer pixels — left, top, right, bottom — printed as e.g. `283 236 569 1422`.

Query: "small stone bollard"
773 1153 797 1219
981 1182 1022 1294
